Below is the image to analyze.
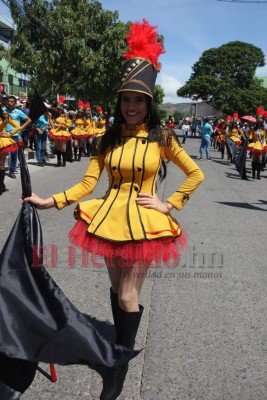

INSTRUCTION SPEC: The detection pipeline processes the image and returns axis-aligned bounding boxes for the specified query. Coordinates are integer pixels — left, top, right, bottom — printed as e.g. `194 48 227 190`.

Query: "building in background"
0 5 28 99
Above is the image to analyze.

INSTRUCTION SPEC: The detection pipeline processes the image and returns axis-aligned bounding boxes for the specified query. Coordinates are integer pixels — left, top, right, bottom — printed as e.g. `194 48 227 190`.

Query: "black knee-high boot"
86 142 92 157
257 163 261 179
110 288 123 344
221 147 224 159
73 147 78 161
78 147 83 161
56 151 62 167
252 161 256 179
100 299 143 400
0 170 6 195
62 152 66 167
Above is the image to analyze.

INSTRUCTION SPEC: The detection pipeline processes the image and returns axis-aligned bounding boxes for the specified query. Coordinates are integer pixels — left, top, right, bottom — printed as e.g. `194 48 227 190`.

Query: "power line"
6 0 57 37
0 0 9 6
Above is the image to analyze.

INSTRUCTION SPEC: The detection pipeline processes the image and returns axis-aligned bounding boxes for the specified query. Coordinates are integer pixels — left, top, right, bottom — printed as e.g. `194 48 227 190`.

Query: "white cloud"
159 72 181 103
158 72 191 104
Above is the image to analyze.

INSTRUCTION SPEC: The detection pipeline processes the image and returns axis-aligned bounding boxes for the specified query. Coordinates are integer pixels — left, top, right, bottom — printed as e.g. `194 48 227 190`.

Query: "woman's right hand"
22 193 55 209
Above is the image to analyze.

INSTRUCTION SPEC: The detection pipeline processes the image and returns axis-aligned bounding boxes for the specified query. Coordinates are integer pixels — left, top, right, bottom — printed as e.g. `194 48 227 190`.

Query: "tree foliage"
177 41 267 115
153 84 165 108
158 108 167 121
0 44 8 70
173 111 184 124
7 0 129 107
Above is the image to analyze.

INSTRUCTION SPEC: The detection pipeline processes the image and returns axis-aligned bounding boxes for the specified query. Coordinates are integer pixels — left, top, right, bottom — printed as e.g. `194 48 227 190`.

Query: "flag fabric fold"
0 147 138 398
29 91 47 123
235 138 248 179
225 134 237 160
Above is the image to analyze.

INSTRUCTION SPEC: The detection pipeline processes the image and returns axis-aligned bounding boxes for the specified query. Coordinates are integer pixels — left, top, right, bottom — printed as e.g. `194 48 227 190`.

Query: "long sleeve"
162 132 204 210
4 117 21 137
52 155 105 209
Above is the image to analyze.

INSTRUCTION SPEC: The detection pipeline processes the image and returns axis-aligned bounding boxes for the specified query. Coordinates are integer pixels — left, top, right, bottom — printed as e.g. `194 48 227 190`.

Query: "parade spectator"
34 110 51 167
4 96 31 178
181 120 190 144
166 115 175 129
199 117 212 160
21 100 32 148
22 20 204 400
191 118 198 137
0 105 21 194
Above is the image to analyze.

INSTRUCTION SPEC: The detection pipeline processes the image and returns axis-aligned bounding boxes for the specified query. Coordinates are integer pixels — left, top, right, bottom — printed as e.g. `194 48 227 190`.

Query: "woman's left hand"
136 193 173 214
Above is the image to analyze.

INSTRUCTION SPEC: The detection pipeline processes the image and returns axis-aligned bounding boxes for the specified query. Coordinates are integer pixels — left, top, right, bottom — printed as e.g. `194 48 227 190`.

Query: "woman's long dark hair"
0 105 6 122
100 93 168 180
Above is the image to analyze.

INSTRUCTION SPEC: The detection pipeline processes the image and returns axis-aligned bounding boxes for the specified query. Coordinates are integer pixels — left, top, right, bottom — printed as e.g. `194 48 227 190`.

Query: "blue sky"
2 0 267 103
100 0 267 103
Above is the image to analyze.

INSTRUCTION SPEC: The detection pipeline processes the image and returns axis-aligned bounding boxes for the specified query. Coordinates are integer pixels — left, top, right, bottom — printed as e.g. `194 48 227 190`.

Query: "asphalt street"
0 131 266 400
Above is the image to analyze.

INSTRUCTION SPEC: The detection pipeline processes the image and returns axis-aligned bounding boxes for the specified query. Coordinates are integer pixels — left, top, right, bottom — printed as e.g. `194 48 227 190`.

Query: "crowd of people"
173 112 267 179
0 95 113 195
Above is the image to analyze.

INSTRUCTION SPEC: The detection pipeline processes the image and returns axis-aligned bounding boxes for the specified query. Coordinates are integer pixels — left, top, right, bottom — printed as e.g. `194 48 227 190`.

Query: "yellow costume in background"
248 129 267 153
229 127 243 146
0 114 21 154
94 116 106 136
49 115 72 141
71 118 89 139
84 118 95 137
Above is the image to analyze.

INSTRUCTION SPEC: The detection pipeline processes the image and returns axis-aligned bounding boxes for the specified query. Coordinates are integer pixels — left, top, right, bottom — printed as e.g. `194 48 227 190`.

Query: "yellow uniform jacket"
0 115 21 152
53 125 204 242
84 118 95 137
94 117 106 136
248 129 267 153
71 118 88 138
49 115 72 139
229 128 243 144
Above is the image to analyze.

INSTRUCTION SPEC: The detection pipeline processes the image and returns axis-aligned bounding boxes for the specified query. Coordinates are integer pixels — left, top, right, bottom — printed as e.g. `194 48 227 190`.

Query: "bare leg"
106 256 149 311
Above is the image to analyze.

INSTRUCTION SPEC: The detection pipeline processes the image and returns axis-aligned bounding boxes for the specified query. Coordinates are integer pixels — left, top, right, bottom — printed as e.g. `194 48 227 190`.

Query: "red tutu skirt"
69 219 188 268
247 147 267 154
0 143 18 155
49 132 72 141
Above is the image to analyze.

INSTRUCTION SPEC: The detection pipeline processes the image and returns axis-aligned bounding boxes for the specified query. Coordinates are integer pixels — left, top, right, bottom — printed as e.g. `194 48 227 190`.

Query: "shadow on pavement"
216 201 267 211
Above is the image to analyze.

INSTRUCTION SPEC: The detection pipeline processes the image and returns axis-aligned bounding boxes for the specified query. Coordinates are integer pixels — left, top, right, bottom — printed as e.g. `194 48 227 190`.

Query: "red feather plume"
122 19 165 71
84 102 90 109
256 106 264 116
97 106 103 113
58 95 65 103
263 111 267 118
78 100 85 108
233 112 239 119
226 115 232 122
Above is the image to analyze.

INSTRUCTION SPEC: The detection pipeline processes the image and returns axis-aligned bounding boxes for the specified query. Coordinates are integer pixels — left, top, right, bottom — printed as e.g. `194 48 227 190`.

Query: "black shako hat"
118 19 165 98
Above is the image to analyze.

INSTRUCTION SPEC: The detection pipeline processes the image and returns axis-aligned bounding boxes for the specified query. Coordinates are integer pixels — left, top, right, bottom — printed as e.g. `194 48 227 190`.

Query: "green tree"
173 111 184 124
177 41 267 115
158 108 167 121
153 84 165 107
7 0 129 107
0 44 8 71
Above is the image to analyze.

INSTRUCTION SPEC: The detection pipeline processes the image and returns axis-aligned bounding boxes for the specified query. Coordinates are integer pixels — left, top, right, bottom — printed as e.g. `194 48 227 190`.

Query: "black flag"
225 134 237 160
29 91 47 123
235 138 248 179
0 147 138 398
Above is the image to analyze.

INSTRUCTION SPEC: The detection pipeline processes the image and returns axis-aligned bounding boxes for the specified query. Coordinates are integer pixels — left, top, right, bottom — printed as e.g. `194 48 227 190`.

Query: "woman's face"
121 91 147 129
